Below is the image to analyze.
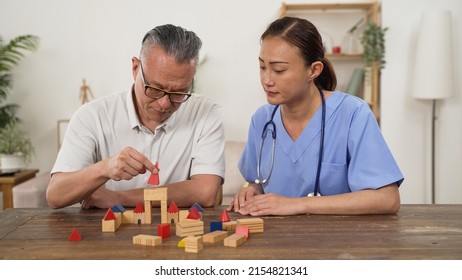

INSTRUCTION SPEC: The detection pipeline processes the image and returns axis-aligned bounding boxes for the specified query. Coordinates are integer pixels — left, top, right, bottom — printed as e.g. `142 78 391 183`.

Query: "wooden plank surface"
0 205 461 260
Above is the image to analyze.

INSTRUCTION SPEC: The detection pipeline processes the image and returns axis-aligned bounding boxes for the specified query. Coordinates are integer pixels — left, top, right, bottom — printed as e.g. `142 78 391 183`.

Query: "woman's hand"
237 193 306 216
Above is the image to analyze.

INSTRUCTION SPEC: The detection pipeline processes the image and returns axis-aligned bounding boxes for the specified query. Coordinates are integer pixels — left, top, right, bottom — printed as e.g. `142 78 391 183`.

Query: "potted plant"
0 34 39 171
360 21 388 69
0 123 34 170
359 22 387 105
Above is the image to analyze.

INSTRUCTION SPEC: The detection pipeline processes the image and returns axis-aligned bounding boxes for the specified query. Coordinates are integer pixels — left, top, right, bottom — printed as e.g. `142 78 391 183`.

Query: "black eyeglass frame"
139 60 192 103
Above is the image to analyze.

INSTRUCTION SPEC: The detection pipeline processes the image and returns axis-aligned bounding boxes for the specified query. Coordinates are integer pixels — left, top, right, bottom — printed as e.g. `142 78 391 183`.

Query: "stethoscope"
255 87 326 197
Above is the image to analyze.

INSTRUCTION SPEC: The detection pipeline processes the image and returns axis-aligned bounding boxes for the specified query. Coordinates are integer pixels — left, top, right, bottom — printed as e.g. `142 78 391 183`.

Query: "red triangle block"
168 201 179 213
103 208 116 220
134 202 145 213
147 162 160 185
220 210 230 222
187 207 201 220
68 228 82 241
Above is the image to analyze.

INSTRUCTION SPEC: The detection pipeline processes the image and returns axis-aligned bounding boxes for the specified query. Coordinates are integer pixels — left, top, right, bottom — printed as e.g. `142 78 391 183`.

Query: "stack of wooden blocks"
176 220 204 237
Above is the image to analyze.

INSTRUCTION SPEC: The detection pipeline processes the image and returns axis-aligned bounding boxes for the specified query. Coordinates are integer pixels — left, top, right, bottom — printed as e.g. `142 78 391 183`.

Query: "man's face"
132 46 196 126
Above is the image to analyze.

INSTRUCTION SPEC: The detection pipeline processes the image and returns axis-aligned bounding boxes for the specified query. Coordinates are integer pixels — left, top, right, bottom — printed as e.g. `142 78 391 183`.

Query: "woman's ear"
308 61 324 80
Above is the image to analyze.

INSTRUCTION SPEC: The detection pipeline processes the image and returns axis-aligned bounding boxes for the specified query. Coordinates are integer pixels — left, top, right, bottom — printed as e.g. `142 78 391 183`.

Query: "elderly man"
47 24 224 209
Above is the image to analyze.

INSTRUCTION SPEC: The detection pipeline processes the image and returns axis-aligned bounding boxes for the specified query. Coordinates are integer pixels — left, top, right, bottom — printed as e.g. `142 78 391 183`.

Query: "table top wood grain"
1 205 461 260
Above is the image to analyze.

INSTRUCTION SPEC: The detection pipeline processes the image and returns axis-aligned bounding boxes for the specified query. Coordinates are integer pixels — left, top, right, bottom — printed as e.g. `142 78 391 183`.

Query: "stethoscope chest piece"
307 192 322 197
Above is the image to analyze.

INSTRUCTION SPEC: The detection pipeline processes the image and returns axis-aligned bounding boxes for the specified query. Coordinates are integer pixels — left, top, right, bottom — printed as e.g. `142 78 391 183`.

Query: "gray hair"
141 24 202 64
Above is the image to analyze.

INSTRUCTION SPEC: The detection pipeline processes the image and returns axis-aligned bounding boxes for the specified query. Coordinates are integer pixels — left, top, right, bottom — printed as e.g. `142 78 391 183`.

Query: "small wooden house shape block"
133 202 145 224
102 208 122 232
167 201 179 224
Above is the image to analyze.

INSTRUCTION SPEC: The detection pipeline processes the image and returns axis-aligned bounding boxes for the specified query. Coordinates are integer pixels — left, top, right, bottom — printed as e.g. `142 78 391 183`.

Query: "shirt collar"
126 85 141 130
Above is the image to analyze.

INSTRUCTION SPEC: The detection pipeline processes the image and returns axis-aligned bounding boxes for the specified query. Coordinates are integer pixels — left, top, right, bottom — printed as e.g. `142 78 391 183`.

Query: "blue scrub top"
238 91 404 197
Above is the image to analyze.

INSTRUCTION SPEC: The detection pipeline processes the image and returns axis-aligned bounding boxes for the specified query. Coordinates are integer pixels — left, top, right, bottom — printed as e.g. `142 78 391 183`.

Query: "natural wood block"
176 220 204 237
179 210 189 222
185 236 203 253
133 234 162 246
224 233 247 247
144 187 167 201
102 213 122 232
122 210 134 224
144 201 152 224
203 230 228 244
237 218 264 233
222 221 237 231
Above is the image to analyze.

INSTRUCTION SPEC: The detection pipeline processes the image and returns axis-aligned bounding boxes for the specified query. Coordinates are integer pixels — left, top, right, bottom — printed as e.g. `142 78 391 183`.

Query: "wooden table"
0 205 461 260
0 169 38 210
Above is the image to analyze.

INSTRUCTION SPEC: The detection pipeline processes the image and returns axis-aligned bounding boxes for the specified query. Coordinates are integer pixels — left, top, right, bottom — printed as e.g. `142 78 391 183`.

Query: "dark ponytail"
261 16 337 91
316 57 337 91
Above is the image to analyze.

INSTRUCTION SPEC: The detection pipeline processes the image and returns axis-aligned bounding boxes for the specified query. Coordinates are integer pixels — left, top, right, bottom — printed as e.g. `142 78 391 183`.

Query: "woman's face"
259 37 312 106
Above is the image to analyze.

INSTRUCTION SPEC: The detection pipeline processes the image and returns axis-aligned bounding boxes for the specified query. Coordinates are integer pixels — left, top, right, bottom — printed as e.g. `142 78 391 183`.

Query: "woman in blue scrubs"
228 17 404 216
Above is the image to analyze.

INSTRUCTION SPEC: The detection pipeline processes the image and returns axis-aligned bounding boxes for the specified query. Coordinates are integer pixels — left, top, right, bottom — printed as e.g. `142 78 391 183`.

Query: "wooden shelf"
326 53 364 58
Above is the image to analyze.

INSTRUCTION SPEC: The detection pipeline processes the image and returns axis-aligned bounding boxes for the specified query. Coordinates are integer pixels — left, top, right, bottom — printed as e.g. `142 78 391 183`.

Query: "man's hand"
227 184 262 213
106 147 157 181
81 186 119 209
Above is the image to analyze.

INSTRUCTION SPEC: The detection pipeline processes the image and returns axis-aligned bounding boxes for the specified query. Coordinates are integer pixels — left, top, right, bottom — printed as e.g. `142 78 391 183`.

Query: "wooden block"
187 207 202 220
114 213 122 228
179 210 189 222
144 201 152 224
103 208 116 220
176 227 204 237
236 225 250 239
133 212 145 224
236 218 264 225
101 219 114 232
157 223 171 239
237 217 264 233
101 213 122 232
203 230 228 244
177 237 187 248
185 236 203 253
111 203 126 213
133 234 162 246
160 200 168 224
220 210 230 222
190 202 204 213
144 187 167 201
122 210 134 224
68 228 81 241
176 220 204 237
222 221 237 231
167 212 179 224
178 220 204 228
224 233 246 247
210 221 223 232
147 172 159 186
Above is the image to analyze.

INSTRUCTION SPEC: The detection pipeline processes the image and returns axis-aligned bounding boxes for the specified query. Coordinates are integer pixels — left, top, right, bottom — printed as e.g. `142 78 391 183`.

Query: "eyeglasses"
139 61 191 103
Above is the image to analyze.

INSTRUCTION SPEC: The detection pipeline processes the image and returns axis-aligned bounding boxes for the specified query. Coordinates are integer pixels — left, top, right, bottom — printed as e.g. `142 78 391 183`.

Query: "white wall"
381 0 462 203
1 0 461 204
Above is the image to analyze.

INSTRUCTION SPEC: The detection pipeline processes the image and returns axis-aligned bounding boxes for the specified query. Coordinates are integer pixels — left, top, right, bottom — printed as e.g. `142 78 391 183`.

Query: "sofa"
10 140 246 208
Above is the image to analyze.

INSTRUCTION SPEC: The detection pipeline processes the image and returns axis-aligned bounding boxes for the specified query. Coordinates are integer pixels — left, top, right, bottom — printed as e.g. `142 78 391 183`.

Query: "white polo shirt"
51 88 225 191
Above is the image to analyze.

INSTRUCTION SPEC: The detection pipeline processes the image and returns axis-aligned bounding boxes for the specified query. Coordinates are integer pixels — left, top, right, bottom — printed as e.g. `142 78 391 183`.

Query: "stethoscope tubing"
256 87 326 196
